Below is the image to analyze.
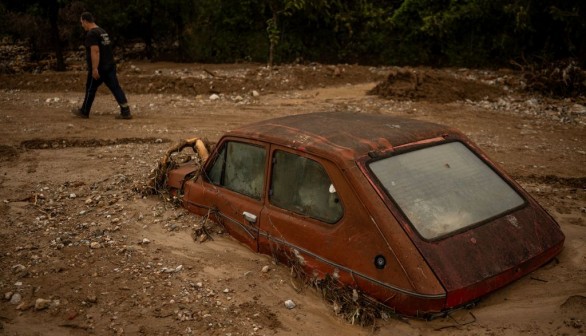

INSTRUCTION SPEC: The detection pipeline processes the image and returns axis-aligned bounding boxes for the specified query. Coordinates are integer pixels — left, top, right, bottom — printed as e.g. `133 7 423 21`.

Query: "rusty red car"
165 111 565 317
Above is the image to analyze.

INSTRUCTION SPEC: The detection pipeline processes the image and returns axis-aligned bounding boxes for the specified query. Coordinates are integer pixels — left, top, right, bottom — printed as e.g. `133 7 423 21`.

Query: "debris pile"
519 59 586 100
142 138 211 197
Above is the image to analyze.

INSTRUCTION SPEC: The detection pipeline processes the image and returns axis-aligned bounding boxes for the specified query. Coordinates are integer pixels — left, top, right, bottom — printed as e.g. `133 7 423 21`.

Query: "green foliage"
0 0 584 67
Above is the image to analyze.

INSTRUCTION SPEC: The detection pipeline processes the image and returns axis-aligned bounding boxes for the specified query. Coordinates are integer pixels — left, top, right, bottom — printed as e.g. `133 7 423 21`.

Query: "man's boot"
116 105 132 119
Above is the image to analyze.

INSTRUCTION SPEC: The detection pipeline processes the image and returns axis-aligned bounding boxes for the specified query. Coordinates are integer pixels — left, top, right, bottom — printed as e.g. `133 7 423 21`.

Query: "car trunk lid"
410 204 564 308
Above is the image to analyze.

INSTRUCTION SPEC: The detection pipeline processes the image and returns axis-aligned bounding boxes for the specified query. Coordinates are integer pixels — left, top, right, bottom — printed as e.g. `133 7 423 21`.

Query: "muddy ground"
0 61 585 336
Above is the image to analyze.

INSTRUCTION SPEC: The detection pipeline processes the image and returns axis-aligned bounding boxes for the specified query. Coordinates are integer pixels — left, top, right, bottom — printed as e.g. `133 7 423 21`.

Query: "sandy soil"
0 62 585 336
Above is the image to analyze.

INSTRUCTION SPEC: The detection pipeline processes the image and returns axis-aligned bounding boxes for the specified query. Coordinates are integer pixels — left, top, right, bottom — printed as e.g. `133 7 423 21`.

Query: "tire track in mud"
20 137 172 150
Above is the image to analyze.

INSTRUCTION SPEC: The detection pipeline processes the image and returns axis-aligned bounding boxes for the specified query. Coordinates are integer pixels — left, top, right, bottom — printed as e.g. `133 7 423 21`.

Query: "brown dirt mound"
0 63 385 96
20 137 171 149
368 67 505 103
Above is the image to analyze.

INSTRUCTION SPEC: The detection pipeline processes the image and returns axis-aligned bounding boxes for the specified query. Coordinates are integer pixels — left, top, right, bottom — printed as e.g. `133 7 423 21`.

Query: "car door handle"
243 211 257 224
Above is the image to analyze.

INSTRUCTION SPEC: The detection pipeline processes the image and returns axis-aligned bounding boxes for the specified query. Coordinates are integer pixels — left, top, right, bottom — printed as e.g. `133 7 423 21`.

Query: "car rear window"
368 142 525 240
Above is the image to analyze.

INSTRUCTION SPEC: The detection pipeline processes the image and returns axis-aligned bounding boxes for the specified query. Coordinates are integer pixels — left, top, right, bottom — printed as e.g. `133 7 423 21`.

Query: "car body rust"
165 111 564 317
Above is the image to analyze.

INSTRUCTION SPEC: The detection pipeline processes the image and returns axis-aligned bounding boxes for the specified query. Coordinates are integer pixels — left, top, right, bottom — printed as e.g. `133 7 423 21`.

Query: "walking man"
72 12 132 119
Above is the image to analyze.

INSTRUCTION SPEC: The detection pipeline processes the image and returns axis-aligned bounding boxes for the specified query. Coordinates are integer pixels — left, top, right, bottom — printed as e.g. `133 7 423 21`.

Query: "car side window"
206 141 266 200
270 150 343 223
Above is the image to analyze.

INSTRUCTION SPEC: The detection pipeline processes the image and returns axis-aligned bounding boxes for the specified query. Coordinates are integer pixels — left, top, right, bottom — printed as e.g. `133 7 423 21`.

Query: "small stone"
87 295 98 303
10 293 22 304
223 288 230 293
35 298 52 310
69 193 77 199
261 265 270 273
252 90 260 97
4 292 13 300
90 242 101 249
209 94 220 101
284 299 296 309
141 238 150 244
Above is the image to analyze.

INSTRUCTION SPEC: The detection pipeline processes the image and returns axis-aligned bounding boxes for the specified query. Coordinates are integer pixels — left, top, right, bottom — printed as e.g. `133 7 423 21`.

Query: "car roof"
228 111 455 161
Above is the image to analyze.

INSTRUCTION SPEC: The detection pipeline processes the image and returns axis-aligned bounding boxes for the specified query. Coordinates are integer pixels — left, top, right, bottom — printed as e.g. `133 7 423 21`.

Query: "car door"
195 138 269 251
258 146 346 270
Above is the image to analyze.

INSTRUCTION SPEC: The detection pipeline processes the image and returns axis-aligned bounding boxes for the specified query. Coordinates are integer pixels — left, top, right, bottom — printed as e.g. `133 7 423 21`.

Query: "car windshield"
368 142 525 240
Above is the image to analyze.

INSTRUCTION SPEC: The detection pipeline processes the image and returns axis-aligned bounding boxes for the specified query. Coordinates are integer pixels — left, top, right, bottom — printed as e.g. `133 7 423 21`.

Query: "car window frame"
361 139 528 242
203 137 269 201
267 146 344 225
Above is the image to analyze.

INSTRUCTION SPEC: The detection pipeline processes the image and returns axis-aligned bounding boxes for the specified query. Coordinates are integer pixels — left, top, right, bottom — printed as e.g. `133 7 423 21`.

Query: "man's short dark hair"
81 12 95 23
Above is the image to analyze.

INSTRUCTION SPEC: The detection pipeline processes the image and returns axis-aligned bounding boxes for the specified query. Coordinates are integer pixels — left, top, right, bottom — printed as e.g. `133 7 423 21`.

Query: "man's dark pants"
80 65 128 116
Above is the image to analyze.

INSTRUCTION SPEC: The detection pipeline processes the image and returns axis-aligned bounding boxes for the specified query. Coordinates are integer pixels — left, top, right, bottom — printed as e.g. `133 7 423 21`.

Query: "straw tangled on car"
138 137 210 198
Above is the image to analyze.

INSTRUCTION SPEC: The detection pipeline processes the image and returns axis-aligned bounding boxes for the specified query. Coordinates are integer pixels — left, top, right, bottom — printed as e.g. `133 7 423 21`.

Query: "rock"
261 265 270 273
90 242 101 249
69 193 76 199
10 293 22 304
35 298 51 310
209 94 220 101
161 265 182 273
141 238 151 244
284 299 296 309
252 90 260 97
4 292 13 300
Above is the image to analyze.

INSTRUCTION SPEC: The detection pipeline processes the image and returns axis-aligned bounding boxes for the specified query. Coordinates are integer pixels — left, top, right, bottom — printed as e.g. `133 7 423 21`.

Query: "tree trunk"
144 0 156 60
268 11 277 69
48 0 65 71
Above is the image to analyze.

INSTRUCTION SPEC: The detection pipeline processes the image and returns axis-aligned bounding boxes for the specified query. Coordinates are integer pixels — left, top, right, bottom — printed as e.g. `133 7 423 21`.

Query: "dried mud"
0 62 584 336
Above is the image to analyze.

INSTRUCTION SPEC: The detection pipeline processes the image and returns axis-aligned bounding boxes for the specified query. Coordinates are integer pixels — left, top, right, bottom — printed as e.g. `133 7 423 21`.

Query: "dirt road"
0 62 584 335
